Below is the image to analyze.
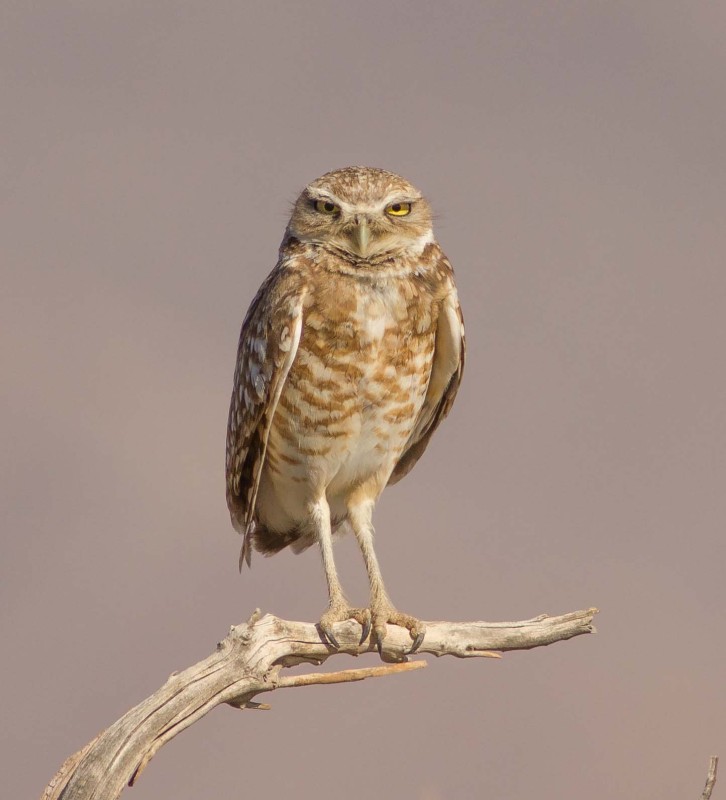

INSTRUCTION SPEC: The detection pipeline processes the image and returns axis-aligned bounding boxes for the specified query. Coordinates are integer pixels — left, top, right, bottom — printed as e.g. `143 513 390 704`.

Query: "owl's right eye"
313 199 340 215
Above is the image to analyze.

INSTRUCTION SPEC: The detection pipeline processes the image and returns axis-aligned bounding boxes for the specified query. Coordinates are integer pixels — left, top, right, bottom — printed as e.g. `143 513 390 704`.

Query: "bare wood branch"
701 756 719 800
41 607 597 800
276 659 426 688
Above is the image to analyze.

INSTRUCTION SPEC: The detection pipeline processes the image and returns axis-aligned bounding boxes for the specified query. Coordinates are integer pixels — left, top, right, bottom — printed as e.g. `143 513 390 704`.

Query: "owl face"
287 166 434 260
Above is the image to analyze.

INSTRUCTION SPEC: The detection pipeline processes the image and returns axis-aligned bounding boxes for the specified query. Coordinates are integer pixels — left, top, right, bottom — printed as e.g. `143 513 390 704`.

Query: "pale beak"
353 217 371 256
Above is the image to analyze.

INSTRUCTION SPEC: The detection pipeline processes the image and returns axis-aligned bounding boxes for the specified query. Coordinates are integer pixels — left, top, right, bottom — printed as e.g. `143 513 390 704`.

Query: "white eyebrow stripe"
306 191 420 214
381 192 420 206
312 198 416 214
307 191 338 203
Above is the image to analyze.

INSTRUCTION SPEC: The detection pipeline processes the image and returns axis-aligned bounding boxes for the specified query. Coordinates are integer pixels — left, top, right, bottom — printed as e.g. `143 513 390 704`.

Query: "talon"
318 604 367 650
320 626 339 649
373 623 388 656
370 604 425 659
359 616 371 645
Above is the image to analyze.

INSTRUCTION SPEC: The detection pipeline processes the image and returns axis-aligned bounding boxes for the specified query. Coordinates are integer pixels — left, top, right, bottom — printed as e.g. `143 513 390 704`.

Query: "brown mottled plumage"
226 166 465 653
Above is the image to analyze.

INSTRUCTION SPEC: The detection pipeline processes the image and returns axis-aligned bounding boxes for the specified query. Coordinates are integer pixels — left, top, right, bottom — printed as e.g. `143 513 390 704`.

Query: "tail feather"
236 516 347 569
238 528 253 571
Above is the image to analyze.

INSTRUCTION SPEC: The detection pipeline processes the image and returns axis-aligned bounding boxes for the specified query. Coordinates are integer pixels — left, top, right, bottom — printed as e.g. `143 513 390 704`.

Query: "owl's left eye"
313 199 340 215
385 202 412 217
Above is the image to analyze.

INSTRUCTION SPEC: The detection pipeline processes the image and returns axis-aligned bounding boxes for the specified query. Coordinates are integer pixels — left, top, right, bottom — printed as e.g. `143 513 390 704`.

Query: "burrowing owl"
226 166 464 653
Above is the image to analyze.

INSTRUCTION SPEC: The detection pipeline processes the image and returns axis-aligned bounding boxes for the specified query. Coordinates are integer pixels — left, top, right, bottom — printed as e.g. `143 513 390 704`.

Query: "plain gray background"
3 2 725 798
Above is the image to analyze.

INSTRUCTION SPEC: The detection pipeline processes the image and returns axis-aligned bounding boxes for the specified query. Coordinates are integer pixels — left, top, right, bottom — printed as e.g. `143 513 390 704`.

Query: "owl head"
287 166 434 260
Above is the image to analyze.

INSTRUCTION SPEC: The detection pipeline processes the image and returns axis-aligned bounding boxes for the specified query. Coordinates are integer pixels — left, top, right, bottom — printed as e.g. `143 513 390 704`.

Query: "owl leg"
312 498 370 649
348 500 425 655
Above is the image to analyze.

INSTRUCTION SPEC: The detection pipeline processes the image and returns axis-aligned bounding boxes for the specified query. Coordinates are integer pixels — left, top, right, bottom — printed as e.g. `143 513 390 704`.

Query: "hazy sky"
2 3 725 798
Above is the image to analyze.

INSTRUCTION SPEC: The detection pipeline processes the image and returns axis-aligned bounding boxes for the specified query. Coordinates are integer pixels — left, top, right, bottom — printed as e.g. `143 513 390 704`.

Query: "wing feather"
388 286 465 485
225 265 305 567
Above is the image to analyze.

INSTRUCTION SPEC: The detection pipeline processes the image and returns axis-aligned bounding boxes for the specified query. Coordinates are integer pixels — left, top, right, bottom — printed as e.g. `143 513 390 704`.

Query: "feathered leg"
312 497 370 648
348 499 425 654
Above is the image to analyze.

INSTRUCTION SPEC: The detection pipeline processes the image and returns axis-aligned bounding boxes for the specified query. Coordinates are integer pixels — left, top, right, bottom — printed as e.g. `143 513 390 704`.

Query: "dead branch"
41 607 597 800
702 757 719 800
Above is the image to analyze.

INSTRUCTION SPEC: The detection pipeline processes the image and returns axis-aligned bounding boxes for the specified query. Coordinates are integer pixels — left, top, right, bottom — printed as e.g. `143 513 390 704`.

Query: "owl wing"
388 284 465 485
225 264 306 568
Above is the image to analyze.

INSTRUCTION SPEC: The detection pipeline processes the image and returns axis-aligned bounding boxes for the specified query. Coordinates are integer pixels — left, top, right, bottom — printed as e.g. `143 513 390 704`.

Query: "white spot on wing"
279 325 292 352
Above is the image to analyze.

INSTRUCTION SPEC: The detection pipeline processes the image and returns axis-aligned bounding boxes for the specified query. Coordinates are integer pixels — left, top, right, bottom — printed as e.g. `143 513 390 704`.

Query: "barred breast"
254 270 438 549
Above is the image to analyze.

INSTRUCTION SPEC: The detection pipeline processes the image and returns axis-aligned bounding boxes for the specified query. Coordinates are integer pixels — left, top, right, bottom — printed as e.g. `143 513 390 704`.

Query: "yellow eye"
385 202 412 217
314 199 340 215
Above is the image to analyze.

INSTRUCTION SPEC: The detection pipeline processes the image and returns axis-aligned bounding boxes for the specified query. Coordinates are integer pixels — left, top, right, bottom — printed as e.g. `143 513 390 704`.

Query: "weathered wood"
42 607 597 800
701 757 719 800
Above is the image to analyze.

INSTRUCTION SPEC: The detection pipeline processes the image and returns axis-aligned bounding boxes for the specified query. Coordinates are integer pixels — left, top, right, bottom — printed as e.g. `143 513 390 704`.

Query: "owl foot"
371 603 426 655
318 604 371 649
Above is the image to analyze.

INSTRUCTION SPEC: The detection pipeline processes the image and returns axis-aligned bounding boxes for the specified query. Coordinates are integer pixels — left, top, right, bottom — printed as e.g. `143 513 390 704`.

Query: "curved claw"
319 626 340 649
319 605 369 649
359 616 371 645
369 605 425 659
